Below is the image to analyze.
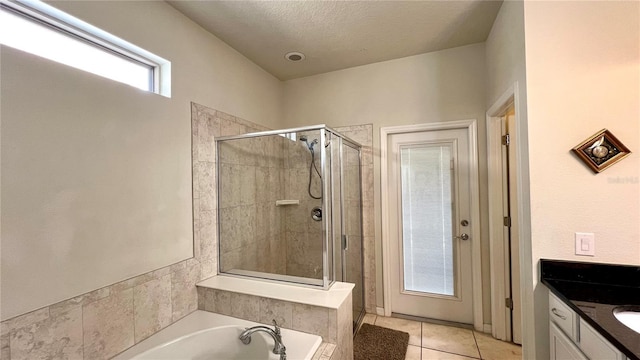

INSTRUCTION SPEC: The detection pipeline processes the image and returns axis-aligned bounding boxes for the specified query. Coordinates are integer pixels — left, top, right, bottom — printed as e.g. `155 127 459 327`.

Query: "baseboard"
376 307 385 316
483 324 492 333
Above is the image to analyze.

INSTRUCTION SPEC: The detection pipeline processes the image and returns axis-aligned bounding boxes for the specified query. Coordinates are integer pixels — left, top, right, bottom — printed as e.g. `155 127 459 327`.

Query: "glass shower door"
341 140 364 331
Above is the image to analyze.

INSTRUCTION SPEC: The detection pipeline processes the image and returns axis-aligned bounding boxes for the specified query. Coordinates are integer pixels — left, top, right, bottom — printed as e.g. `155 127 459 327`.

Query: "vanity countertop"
541 259 640 360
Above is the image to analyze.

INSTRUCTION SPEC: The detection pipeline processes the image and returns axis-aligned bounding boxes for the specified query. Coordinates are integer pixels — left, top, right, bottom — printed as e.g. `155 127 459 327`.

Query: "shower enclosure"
216 125 365 331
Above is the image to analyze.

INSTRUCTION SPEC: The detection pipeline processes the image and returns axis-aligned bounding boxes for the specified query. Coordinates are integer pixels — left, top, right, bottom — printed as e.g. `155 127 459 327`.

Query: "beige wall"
485 0 537 356
1 0 282 321
523 1 640 358
282 43 491 320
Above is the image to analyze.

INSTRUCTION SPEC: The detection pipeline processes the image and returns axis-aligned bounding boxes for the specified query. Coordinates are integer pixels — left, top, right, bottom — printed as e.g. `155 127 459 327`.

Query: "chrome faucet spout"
238 320 287 359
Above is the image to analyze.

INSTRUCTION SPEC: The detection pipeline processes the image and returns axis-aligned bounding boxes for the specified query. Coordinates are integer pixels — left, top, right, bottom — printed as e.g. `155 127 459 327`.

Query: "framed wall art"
571 129 631 173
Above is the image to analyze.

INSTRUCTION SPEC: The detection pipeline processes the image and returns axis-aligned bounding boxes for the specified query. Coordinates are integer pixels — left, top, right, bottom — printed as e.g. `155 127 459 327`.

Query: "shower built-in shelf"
275 200 300 206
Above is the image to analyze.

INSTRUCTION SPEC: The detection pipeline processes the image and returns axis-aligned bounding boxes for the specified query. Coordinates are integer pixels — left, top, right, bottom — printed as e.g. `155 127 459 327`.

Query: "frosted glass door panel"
400 145 454 296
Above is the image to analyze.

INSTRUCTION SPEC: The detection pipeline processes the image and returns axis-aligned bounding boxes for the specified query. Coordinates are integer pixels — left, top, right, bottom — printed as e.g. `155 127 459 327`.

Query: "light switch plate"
575 232 595 256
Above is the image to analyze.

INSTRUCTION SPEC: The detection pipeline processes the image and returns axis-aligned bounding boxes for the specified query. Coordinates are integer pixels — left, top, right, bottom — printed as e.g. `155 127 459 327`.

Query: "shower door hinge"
505 297 513 309
342 234 349 251
503 216 512 227
502 134 511 146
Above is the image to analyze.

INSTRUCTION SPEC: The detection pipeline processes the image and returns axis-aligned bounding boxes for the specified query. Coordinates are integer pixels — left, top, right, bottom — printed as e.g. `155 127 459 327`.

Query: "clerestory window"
0 0 171 96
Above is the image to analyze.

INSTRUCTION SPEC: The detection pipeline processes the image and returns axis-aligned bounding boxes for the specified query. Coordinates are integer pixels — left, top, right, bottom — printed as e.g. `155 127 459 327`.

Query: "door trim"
381 120 483 331
486 82 526 343
487 91 514 342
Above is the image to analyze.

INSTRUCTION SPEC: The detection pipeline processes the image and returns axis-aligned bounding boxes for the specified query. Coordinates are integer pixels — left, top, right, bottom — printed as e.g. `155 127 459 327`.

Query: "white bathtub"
113 311 322 360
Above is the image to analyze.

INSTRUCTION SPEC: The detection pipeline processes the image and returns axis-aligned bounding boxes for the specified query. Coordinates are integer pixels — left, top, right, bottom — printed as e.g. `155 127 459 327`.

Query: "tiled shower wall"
217 132 288 274
284 132 324 279
0 103 375 360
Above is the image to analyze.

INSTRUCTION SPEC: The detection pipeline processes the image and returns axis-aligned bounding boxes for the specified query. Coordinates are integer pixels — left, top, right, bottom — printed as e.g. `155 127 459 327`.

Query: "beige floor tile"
473 332 522 360
422 348 479 359
362 313 376 324
374 316 422 346
405 345 422 360
421 322 480 359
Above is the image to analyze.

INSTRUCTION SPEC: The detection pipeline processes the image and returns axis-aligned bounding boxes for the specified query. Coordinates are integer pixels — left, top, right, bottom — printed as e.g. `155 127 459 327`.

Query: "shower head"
299 136 318 152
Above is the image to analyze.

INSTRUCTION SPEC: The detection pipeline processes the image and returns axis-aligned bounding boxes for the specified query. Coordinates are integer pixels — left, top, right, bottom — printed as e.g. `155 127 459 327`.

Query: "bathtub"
113 310 322 360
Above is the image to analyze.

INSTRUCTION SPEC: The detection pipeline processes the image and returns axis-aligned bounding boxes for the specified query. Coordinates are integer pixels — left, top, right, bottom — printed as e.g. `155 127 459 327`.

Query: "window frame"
0 0 171 97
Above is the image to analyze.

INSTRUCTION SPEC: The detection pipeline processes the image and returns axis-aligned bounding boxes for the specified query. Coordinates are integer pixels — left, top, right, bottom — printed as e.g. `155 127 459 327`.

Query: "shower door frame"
215 125 364 293
337 135 366 331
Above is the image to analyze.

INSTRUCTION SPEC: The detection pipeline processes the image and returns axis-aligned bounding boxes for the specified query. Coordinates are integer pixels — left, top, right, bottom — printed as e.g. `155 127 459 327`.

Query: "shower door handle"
342 235 349 250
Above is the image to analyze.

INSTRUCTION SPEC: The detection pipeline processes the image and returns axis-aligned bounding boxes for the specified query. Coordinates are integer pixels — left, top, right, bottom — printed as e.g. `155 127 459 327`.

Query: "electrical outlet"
575 232 595 256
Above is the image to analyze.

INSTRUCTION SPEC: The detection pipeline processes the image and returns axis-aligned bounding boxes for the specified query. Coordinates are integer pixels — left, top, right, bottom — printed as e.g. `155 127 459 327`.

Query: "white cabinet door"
579 319 626 360
551 322 588 360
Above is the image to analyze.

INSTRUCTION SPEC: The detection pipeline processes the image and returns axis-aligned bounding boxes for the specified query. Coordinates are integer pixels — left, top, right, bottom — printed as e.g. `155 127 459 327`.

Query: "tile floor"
361 314 522 360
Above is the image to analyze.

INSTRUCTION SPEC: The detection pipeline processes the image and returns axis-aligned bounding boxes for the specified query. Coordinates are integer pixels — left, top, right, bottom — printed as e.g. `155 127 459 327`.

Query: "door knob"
455 233 470 241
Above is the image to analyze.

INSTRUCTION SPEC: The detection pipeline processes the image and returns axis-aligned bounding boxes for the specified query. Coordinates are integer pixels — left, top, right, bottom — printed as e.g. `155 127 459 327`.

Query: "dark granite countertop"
541 259 640 360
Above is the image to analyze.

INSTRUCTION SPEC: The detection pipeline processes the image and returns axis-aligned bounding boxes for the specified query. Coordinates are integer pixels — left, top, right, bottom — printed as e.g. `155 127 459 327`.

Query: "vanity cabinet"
579 318 626 360
549 292 627 360
550 322 587 360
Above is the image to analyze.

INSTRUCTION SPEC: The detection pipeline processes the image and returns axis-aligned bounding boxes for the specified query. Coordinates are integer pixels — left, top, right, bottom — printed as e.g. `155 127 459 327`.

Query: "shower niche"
216 125 365 328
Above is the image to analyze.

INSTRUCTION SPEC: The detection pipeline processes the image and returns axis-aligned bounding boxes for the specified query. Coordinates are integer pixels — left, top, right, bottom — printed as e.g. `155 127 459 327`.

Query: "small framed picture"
572 129 631 173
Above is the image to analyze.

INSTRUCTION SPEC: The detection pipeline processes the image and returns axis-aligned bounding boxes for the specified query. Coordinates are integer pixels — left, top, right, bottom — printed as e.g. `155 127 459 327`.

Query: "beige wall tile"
169 260 187 273
200 258 217 280
199 210 216 261
49 287 110 318
197 287 207 310
133 275 172 343
1 309 50 338
196 110 219 163
258 298 293 327
230 293 260 322
10 307 82 360
171 264 201 322
196 162 215 210
292 304 330 341
1 332 10 360
220 118 243 137
213 290 232 316
337 295 353 360
83 289 134 360
193 198 201 260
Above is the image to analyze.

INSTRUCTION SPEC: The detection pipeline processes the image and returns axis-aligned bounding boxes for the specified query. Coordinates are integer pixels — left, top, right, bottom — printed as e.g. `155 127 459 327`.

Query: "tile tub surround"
541 259 640 360
197 276 354 360
0 259 203 360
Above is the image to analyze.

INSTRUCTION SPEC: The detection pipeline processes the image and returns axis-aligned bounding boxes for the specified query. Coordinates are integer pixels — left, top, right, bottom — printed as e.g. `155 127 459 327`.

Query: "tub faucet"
239 320 287 360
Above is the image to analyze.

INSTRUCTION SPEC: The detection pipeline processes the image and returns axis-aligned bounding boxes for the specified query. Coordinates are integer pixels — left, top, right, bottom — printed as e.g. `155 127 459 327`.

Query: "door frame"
486 82 522 341
380 120 483 331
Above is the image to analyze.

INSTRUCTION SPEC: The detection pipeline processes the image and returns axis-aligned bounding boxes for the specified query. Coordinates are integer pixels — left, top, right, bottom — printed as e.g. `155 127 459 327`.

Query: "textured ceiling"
168 1 503 80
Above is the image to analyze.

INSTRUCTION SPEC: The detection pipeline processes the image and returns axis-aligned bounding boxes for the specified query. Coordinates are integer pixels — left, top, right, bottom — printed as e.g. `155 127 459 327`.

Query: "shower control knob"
311 206 322 221
455 233 470 241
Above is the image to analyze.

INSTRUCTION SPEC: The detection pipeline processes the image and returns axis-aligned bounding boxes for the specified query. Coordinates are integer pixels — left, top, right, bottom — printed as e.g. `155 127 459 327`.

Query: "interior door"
504 106 522 344
387 128 474 323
